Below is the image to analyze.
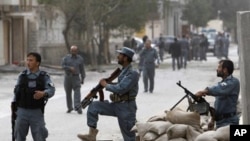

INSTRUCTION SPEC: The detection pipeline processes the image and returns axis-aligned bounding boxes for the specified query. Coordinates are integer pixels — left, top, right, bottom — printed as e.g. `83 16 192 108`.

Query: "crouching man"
77 47 140 141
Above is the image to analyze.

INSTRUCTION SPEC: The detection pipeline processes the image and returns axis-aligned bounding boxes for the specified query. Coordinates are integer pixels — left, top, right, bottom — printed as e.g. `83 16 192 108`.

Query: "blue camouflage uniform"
139 47 158 93
14 69 55 141
61 54 85 112
87 64 139 141
206 75 240 128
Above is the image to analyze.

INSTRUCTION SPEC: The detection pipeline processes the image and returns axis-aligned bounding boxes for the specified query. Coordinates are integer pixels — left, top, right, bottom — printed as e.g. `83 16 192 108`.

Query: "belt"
215 112 236 121
110 93 136 103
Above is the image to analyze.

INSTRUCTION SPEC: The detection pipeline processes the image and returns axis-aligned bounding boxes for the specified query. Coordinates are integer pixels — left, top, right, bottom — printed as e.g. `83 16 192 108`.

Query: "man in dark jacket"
169 37 181 70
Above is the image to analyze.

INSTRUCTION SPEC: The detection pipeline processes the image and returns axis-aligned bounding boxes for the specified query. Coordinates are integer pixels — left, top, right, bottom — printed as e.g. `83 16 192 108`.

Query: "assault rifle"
11 101 17 141
171 81 212 115
79 68 121 109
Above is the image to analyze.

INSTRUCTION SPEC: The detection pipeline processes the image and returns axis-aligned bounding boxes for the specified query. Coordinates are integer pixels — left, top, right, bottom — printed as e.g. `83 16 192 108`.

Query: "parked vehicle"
206 32 217 55
153 35 175 52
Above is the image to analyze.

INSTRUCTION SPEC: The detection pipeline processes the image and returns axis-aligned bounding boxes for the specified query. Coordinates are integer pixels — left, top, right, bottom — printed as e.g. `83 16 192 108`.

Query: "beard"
118 59 124 65
217 71 224 77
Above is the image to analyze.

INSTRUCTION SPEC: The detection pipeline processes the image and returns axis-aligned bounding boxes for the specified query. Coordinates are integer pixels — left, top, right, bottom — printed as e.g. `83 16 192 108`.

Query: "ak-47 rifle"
171 81 214 116
11 101 17 141
79 68 121 109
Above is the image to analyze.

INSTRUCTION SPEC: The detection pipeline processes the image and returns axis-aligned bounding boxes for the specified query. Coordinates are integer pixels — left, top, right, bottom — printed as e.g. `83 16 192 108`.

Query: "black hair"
220 59 234 75
142 35 148 43
121 53 133 63
27 52 42 64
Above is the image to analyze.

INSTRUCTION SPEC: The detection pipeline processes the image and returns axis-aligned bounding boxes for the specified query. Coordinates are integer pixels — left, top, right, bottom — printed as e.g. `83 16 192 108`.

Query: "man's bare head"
70 45 78 55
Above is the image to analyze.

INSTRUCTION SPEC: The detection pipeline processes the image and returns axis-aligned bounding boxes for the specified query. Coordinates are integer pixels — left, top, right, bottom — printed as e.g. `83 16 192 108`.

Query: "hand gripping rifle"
79 68 121 109
171 81 215 116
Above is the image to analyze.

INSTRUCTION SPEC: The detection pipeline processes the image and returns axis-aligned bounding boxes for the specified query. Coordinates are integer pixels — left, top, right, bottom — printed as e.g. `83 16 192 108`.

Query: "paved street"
0 44 240 141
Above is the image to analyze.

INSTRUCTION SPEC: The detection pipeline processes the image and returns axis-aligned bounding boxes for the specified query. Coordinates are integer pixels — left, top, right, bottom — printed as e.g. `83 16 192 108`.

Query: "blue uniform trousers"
142 66 155 92
216 115 239 129
64 75 81 111
15 108 48 141
87 101 137 141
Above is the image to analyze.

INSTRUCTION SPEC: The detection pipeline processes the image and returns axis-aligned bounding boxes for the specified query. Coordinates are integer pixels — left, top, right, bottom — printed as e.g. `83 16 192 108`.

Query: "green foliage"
211 0 250 30
181 0 213 27
38 0 158 33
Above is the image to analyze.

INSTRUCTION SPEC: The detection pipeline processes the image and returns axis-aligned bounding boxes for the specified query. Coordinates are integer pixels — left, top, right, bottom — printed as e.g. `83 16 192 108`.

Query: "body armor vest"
15 70 46 109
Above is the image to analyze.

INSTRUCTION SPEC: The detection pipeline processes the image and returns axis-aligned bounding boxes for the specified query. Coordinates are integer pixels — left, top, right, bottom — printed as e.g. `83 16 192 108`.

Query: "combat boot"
77 127 98 141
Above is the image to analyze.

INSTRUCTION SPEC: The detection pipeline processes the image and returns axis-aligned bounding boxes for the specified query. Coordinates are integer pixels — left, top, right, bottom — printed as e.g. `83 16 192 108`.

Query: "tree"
37 0 158 67
181 0 213 28
211 0 250 31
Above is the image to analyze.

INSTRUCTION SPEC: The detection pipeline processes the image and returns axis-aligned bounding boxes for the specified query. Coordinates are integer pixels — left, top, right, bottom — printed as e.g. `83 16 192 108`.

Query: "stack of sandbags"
132 107 204 141
133 107 230 141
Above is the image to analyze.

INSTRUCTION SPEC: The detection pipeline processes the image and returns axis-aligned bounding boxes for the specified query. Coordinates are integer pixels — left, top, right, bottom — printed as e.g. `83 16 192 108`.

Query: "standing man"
195 59 240 129
179 34 190 69
190 34 200 60
215 32 224 59
12 52 55 141
137 35 148 76
223 33 230 59
61 45 86 114
169 37 181 71
158 34 165 62
199 34 209 61
77 47 139 141
140 39 159 93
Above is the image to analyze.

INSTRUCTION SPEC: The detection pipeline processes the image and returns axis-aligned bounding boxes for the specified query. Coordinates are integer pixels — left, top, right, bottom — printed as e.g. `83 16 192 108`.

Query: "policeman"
195 60 240 129
13 52 55 141
61 45 86 114
139 39 159 93
77 47 139 141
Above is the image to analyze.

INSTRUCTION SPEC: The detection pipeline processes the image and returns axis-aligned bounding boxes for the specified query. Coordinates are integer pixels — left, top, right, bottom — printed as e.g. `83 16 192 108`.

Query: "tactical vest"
15 70 46 109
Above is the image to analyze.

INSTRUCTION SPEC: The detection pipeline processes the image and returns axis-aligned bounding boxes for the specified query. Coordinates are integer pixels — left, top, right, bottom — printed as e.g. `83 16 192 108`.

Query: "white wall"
0 0 19 5
0 21 4 65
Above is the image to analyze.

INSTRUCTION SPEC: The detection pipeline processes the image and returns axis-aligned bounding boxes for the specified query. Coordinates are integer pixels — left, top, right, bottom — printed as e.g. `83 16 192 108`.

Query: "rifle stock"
80 68 121 109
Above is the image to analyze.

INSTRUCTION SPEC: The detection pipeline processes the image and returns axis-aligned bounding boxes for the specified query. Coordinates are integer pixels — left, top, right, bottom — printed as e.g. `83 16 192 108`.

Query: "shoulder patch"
49 82 55 87
221 82 227 86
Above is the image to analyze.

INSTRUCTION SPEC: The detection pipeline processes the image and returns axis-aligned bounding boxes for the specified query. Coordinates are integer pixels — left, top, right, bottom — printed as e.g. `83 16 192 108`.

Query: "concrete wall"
237 11 250 124
0 21 4 65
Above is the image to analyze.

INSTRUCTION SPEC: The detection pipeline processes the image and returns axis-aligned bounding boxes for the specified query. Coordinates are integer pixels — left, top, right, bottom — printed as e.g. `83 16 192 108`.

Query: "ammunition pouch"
110 93 135 103
188 101 210 115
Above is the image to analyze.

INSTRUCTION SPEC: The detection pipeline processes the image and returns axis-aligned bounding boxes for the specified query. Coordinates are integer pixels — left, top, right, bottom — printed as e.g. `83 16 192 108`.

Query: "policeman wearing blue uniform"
77 47 139 141
139 39 159 93
61 45 86 114
13 52 55 141
195 59 240 129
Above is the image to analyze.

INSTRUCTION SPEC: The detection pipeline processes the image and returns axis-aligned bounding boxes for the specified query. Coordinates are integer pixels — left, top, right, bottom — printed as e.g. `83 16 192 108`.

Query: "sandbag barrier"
132 107 229 141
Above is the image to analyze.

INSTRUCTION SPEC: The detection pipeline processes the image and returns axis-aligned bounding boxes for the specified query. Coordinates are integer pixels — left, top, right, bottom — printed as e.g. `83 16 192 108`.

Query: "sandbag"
166 107 201 129
214 125 230 141
134 121 151 137
167 124 188 139
131 124 138 132
169 137 187 141
186 125 203 141
147 113 167 122
155 133 169 141
194 130 217 141
148 121 173 135
143 131 158 141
